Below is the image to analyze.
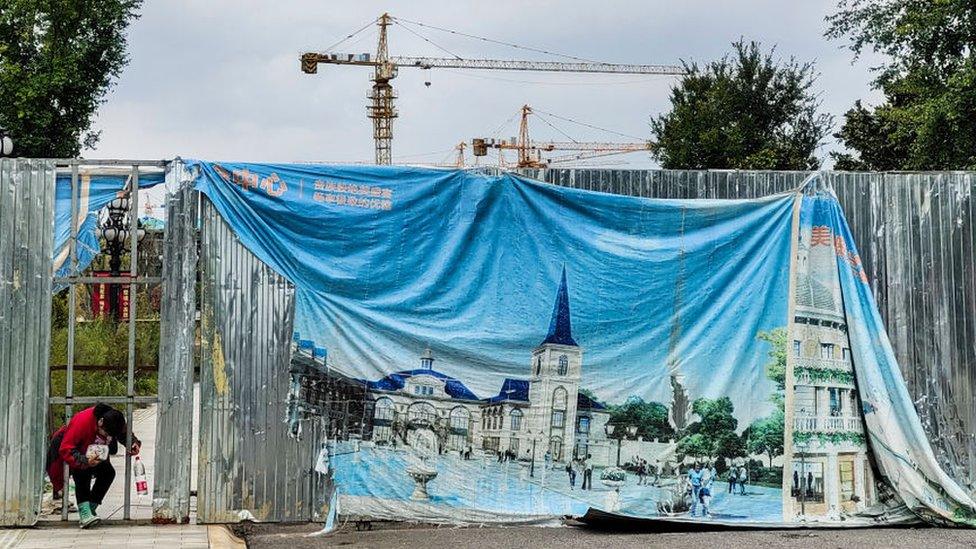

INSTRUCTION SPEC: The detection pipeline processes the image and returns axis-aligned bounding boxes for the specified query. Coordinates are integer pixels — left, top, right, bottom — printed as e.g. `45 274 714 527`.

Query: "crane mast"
300 13 683 165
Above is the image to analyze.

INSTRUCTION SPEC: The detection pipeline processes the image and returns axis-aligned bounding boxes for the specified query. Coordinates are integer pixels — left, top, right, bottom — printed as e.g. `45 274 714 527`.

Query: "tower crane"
301 13 684 165
472 105 652 168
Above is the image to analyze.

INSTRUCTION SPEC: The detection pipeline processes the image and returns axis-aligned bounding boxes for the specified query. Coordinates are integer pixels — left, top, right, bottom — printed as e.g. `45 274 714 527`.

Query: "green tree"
675 433 711 463
650 40 832 170
0 1 143 157
757 328 787 395
677 397 743 461
826 0 976 170
745 408 785 467
608 396 675 441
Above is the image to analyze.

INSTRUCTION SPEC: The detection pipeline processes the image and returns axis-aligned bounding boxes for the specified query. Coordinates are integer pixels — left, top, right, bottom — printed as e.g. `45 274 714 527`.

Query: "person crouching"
45 403 141 528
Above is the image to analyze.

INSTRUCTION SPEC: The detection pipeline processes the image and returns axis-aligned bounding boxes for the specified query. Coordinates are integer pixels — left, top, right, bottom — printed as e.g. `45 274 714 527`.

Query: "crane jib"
301 53 686 76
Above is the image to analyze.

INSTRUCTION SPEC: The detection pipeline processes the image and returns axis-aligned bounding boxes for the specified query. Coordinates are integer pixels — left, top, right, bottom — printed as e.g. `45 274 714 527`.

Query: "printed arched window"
373 397 394 421
450 406 470 430
549 436 564 461
558 355 569 376
407 402 437 424
552 387 568 410
510 408 523 431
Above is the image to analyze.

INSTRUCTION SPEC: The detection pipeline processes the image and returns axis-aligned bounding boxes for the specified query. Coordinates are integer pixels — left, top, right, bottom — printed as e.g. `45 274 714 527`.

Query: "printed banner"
187 161 975 527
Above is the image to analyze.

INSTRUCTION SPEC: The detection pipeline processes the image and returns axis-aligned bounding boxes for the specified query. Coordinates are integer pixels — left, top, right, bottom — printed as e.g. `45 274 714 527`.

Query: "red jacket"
45 406 136 493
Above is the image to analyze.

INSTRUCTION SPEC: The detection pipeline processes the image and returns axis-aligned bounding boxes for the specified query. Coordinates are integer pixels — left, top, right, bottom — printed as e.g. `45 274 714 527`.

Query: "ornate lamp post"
98 197 144 319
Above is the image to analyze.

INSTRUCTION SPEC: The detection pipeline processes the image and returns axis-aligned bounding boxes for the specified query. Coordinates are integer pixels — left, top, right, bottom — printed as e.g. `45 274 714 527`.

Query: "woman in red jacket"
45 403 141 528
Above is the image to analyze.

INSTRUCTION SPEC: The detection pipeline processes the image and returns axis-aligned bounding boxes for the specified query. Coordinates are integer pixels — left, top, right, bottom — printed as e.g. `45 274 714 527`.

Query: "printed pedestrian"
582 454 594 490
687 463 703 516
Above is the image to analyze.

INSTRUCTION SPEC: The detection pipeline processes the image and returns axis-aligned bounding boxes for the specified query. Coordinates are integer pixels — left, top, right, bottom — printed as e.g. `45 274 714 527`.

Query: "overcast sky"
86 0 883 168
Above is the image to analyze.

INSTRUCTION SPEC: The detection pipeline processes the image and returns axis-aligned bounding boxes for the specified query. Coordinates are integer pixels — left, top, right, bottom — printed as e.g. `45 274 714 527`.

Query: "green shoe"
90 503 99 516
78 502 101 529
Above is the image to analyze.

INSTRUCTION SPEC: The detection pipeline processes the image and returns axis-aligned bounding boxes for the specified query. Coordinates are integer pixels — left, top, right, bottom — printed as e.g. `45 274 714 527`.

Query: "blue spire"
541 267 577 347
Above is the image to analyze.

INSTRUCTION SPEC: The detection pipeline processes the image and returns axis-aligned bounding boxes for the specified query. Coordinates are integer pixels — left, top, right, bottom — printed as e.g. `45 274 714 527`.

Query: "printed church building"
364 268 611 463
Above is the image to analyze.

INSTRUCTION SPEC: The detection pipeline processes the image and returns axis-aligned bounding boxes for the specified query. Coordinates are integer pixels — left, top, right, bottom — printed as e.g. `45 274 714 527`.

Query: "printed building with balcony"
787 225 877 520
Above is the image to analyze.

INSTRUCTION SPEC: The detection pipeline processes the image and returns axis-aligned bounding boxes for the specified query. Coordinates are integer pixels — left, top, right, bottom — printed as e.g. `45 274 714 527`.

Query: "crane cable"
390 15 601 64
531 108 647 141
393 19 464 60
530 111 580 144
322 17 379 53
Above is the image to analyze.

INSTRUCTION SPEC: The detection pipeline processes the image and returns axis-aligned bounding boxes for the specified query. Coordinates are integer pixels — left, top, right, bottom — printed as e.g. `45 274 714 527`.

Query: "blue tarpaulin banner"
186 160 975 527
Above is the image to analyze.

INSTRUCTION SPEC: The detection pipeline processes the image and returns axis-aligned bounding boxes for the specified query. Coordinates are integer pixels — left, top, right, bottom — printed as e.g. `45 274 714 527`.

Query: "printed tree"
745 409 785 467
745 328 788 466
608 396 675 441
676 397 747 469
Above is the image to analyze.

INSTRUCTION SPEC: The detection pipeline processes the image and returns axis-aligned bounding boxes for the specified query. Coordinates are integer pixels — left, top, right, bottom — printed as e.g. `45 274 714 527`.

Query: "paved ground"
0 524 226 549
241 522 976 549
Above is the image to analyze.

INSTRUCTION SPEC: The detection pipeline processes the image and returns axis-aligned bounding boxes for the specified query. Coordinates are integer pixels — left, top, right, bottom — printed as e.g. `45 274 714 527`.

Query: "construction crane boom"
300 13 683 165
471 105 652 168
477 139 651 152
301 54 685 76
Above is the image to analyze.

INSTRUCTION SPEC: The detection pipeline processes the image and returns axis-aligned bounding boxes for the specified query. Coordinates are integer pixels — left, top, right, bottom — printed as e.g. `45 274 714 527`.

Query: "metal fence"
197 197 329 523
521 168 976 495
0 159 55 526
152 170 197 523
3 162 973 525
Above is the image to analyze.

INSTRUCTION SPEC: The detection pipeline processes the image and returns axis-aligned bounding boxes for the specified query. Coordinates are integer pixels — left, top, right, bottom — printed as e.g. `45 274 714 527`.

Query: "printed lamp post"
795 438 809 517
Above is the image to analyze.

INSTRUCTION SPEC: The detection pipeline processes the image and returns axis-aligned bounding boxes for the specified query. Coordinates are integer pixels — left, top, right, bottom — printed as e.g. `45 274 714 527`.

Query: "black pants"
71 461 116 505
582 470 592 490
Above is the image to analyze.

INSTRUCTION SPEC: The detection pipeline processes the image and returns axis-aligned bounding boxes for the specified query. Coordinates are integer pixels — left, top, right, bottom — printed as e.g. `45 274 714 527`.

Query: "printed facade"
786 226 876 520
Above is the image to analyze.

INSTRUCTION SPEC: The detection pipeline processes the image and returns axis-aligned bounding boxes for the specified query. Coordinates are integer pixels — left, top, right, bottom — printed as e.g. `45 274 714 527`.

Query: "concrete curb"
207 525 247 549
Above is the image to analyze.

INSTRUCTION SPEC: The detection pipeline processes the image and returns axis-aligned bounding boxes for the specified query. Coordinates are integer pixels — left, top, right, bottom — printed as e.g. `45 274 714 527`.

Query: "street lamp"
98 196 144 319
528 429 538 478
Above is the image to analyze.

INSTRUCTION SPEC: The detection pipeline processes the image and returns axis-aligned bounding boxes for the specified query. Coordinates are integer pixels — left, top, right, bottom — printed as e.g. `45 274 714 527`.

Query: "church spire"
540 266 577 347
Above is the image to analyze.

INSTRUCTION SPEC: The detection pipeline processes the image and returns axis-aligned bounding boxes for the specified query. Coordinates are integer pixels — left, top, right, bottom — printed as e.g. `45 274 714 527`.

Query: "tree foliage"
0 0 142 157
757 328 787 394
608 396 675 441
676 397 746 462
826 0 976 170
650 40 832 170
745 409 785 467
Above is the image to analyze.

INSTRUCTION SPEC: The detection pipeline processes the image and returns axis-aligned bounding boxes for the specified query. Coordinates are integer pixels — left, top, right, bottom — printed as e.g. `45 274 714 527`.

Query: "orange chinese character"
811 226 832 246
261 173 287 197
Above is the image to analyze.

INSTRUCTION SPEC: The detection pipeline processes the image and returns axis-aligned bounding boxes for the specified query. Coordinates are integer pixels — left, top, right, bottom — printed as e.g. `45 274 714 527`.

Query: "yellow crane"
301 13 684 165
472 105 653 168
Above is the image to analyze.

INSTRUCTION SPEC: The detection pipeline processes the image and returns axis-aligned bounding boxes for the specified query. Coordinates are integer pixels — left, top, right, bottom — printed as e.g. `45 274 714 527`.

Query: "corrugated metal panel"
0 159 55 526
152 171 198 523
197 197 327 523
523 168 976 495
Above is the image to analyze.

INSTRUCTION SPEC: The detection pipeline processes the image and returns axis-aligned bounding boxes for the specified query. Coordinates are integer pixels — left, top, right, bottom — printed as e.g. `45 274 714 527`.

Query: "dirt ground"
238 521 976 549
